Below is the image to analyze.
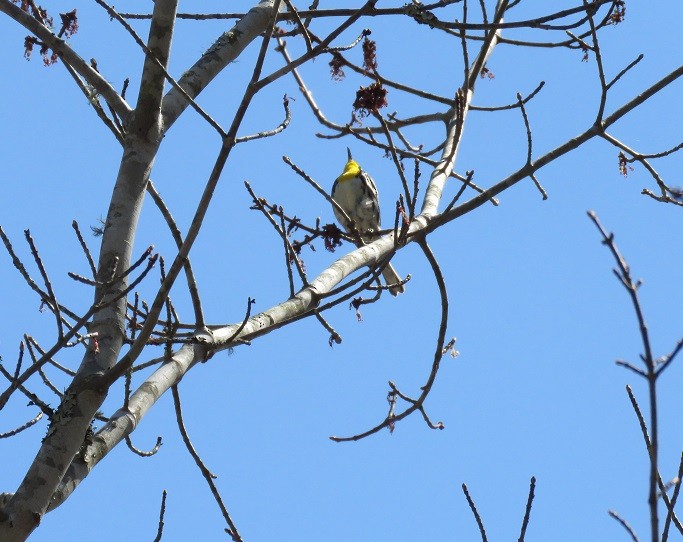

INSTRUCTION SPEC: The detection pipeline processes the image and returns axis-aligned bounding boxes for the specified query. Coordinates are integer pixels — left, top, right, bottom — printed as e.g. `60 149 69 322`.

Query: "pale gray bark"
0 0 179 539
0 3 284 539
1 1 682 540
162 0 283 132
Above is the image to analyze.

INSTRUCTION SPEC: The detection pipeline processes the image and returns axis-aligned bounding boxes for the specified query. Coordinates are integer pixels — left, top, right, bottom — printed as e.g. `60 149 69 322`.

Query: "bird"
331 148 405 296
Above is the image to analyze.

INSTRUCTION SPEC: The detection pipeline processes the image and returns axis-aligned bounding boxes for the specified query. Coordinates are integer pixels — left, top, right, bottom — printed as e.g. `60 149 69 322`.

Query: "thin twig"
588 211 660 540
608 510 640 542
0 251 157 409
462 483 488 542
221 298 256 348
326 28 371 52
330 237 447 441
27 336 76 376
62 61 124 144
152 490 168 542
516 93 547 199
615 359 647 378
663 452 683 542
601 131 683 207
93 0 226 136
125 435 163 457
124 371 162 457
25 339 63 400
280 211 296 297
283 0 312 52
172 385 242 542
471 81 545 112
0 362 53 416
24 230 64 339
607 54 644 90
146 180 205 328
656 340 683 379
71 221 97 279
518 476 536 542
235 95 291 143
314 311 342 346
245 182 308 288
0 411 43 439
374 114 412 214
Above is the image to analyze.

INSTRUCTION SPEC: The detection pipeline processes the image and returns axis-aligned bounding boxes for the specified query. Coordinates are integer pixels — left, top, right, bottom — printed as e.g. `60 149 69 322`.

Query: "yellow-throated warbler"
331 148 405 296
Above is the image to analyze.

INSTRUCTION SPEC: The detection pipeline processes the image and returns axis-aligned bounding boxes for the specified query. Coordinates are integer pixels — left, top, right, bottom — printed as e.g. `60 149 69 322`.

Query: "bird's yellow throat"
338 159 361 181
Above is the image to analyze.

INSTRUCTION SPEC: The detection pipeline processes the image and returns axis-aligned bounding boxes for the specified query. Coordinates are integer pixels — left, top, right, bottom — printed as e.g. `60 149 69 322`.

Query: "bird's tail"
382 263 405 296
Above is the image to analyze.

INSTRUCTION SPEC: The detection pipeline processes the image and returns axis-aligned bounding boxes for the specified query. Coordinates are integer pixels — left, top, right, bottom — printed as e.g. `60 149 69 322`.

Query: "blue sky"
2 1 682 540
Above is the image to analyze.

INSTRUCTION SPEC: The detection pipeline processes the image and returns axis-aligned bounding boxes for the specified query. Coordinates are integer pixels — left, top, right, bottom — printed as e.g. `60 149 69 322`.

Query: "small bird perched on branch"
331 148 405 296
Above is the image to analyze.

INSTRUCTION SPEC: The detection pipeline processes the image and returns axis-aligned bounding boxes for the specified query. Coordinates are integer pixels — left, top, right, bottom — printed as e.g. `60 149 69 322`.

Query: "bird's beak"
346 147 353 161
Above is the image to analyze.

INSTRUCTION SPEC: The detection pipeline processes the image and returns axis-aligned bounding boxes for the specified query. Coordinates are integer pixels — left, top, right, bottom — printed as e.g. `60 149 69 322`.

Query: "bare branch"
152 490 168 542
471 81 545 112
601 131 683 207
330 237 448 441
607 54 644 90
518 477 536 542
172 385 242 542
0 411 43 439
0 0 130 118
0 361 53 417
608 510 640 542
161 1 286 130
125 435 163 457
282 0 313 52
236 94 291 143
71 221 97 279
93 0 226 137
421 0 507 218
663 453 683 542
516 92 547 199
24 230 64 339
374 113 412 213
246 182 307 293
437 64 683 228
146 181 205 328
656 340 683 378
462 483 488 542
61 61 124 144
615 359 647 378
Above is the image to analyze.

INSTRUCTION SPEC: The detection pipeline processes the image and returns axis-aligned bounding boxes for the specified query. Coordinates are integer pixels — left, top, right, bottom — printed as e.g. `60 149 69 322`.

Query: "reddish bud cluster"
23 36 37 60
15 0 53 27
322 224 344 252
396 200 410 227
362 37 377 74
58 9 78 38
609 0 626 24
353 82 388 117
329 53 345 81
480 66 495 79
15 1 78 66
23 36 57 65
350 297 364 321
580 43 590 62
618 152 633 176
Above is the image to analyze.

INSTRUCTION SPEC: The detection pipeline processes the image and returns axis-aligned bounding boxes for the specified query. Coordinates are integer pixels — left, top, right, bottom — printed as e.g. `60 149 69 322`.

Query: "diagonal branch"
162 0 284 130
420 0 508 218
0 0 130 119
